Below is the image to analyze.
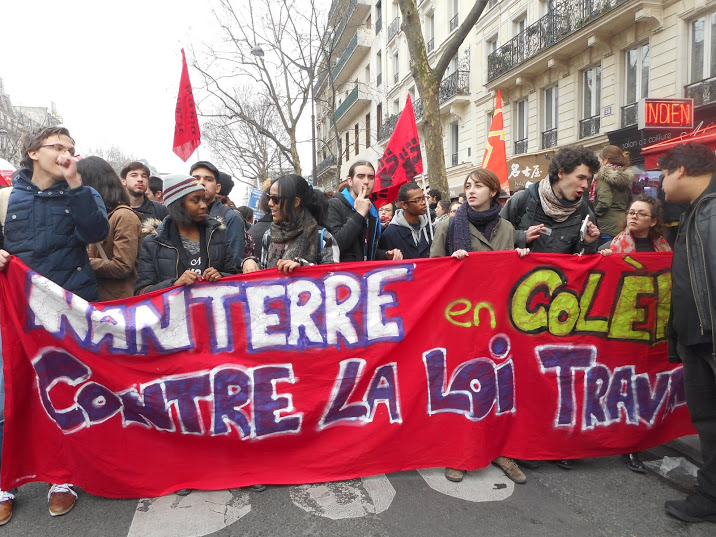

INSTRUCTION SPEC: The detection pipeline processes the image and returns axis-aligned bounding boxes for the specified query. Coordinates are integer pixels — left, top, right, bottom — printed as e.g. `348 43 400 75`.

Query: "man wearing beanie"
189 161 252 271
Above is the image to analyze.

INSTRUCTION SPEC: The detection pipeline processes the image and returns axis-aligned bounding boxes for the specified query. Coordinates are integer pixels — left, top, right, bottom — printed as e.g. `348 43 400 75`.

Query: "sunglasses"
267 194 286 204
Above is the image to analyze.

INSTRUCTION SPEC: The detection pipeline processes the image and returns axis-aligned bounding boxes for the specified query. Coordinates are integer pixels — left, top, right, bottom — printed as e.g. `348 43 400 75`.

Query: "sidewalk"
664 434 702 466
643 434 702 493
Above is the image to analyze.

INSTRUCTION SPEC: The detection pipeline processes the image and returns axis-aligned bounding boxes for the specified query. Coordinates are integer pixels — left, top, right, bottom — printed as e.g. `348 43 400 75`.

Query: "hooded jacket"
326 192 386 262
2 169 109 302
132 195 167 224
593 165 633 236
136 217 237 294
379 209 432 259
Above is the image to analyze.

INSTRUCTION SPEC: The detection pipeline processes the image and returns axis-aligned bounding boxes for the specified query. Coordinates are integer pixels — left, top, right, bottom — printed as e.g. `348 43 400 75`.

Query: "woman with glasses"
600 194 670 473
78 156 142 301
249 174 339 274
448 201 461 217
601 195 671 256
378 201 395 231
430 168 529 485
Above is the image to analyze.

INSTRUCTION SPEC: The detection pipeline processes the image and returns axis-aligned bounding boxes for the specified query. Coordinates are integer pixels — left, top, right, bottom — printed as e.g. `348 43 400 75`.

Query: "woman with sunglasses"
601 194 670 473
245 174 339 274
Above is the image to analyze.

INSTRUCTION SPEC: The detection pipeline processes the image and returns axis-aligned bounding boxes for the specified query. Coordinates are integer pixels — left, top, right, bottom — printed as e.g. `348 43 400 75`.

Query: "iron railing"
413 98 424 120
449 14 459 32
427 37 434 52
451 153 459 166
375 15 382 34
379 114 399 141
388 17 400 42
579 115 600 138
487 0 628 81
317 154 337 175
542 128 558 149
332 33 359 80
439 70 470 104
334 85 359 123
621 102 638 128
685 75 716 107
515 139 528 154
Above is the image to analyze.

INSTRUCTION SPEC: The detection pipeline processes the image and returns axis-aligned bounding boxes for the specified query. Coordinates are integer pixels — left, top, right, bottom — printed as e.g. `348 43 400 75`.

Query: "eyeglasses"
267 194 286 204
405 198 426 205
627 210 652 219
39 144 76 156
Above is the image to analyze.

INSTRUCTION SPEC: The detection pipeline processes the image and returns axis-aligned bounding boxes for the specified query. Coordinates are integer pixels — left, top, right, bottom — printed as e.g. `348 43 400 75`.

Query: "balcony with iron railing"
449 14 459 32
487 0 629 82
579 115 601 138
317 154 337 176
333 84 370 126
621 102 638 128
388 17 401 42
331 29 371 85
329 0 371 55
413 98 424 121
542 128 558 149
438 70 470 108
379 114 399 142
685 75 716 108
515 139 528 155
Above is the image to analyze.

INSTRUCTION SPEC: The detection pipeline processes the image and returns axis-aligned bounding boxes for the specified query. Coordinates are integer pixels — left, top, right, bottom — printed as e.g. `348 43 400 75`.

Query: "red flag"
173 49 201 162
371 95 423 208
482 90 509 194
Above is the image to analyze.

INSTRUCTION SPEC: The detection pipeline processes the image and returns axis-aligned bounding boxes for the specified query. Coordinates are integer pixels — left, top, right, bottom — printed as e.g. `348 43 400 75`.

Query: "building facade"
315 0 716 196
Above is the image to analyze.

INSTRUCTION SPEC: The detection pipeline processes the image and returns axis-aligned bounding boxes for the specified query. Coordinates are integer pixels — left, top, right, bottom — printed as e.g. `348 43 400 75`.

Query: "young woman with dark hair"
378 201 395 231
136 175 237 294
431 168 529 485
77 156 142 301
590 145 633 245
243 174 339 274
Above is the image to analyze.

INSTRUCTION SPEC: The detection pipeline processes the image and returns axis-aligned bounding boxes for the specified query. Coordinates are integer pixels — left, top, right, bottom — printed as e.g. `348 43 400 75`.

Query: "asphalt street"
1 448 713 537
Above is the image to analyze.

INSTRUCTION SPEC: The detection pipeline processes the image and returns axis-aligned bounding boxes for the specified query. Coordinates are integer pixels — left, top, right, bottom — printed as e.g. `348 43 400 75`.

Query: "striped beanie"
162 174 205 207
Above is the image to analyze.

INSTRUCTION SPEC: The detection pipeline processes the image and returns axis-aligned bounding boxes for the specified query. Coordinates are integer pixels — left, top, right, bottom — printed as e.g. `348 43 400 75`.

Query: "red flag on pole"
371 95 423 208
173 49 201 162
482 90 509 194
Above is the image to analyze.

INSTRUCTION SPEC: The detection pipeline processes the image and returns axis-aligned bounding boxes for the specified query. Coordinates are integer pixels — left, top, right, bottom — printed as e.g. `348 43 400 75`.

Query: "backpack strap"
0 187 13 230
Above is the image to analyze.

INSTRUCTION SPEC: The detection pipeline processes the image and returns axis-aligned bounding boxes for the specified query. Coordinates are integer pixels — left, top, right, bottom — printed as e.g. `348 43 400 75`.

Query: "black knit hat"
218 171 234 196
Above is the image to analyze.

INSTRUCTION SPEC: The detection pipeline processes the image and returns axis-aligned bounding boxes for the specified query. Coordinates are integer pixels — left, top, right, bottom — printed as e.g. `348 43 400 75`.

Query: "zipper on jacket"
155 239 180 281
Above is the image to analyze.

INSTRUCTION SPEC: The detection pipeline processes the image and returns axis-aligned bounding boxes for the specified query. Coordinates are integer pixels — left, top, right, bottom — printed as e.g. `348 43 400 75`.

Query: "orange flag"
482 90 509 194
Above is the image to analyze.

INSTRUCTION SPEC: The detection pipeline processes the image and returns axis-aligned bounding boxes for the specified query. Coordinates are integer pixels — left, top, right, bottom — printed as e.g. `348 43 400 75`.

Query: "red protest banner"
0 252 692 498
482 90 509 194
173 49 201 162
372 95 423 208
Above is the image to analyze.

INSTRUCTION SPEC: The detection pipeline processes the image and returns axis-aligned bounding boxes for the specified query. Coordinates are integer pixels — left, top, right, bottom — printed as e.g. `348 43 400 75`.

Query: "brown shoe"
444 467 465 482
0 497 13 526
48 484 77 517
493 456 527 484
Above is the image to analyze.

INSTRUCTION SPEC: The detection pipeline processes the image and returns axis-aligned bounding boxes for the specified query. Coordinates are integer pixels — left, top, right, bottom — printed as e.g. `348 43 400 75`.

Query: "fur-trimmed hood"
141 216 226 238
594 165 633 191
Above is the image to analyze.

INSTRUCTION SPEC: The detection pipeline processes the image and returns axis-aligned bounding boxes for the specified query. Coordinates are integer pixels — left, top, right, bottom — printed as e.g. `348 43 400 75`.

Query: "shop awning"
641 124 716 169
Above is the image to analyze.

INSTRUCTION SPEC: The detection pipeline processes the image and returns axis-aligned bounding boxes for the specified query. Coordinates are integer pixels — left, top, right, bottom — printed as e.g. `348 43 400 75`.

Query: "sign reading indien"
639 98 694 130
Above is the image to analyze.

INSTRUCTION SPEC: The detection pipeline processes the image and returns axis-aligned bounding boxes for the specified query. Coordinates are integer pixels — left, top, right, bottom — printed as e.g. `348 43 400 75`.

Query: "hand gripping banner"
0 252 694 498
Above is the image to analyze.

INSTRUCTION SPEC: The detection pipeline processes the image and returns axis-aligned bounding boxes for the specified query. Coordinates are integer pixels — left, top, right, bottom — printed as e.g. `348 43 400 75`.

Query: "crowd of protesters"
0 125 714 525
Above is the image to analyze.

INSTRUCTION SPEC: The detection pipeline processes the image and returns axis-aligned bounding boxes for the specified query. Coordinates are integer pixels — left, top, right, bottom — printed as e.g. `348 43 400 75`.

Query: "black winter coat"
136 217 238 294
326 193 386 262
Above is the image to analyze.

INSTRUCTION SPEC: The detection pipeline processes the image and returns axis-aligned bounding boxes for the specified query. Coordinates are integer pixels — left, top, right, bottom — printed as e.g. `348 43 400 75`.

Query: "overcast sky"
1 0 325 204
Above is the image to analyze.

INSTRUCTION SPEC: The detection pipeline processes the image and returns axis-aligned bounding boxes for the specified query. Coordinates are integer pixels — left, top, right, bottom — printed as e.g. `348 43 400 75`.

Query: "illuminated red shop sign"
638 98 694 130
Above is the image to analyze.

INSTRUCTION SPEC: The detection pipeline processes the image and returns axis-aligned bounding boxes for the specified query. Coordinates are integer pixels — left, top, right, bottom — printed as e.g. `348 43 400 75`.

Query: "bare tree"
195 0 327 177
85 146 142 175
203 93 290 185
398 0 489 198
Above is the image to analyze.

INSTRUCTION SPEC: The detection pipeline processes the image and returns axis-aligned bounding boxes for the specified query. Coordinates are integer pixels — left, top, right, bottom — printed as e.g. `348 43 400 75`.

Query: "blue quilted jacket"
3 169 109 302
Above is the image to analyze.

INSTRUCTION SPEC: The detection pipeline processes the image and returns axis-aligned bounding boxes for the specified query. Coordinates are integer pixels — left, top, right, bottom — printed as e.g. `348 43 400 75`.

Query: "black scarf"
449 200 502 253
265 209 320 267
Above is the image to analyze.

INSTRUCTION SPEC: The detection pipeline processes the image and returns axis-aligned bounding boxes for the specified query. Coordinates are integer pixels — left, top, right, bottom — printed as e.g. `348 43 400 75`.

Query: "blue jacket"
3 169 109 302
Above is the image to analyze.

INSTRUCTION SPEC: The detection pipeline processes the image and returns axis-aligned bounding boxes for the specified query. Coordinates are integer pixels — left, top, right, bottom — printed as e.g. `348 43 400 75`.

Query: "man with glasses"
189 161 256 272
120 161 167 224
379 182 432 259
0 126 109 523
